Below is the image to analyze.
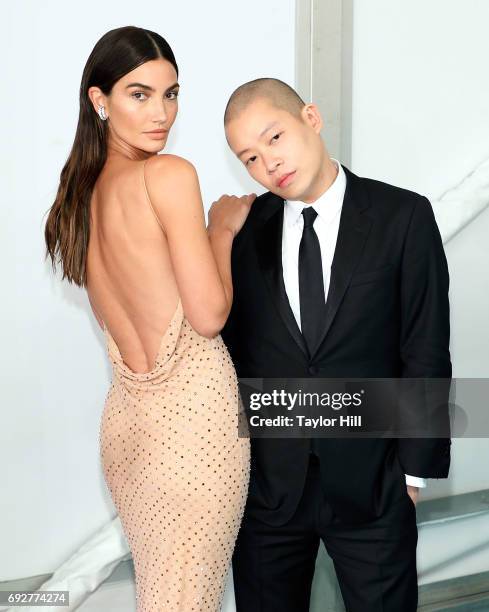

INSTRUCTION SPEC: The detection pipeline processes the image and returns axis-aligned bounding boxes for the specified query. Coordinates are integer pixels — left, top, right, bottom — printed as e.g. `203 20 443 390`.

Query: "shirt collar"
284 158 346 228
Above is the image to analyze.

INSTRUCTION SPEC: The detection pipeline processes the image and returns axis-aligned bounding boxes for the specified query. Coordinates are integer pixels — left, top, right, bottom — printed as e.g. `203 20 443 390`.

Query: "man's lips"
276 171 296 188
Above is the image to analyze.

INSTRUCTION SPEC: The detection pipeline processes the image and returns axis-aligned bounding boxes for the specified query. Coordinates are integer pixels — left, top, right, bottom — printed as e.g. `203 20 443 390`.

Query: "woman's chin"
141 142 167 154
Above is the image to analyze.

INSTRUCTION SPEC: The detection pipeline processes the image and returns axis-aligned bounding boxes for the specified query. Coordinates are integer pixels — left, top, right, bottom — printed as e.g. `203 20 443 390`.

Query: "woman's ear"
87 86 106 114
301 103 323 134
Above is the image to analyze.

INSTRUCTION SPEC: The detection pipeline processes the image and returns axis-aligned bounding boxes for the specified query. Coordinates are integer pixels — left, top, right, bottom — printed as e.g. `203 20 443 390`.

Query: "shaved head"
224 78 306 127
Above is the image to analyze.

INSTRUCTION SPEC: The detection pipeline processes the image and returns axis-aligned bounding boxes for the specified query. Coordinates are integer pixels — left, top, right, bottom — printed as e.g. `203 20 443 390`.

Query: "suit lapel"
254 196 309 358
309 166 372 360
253 167 372 362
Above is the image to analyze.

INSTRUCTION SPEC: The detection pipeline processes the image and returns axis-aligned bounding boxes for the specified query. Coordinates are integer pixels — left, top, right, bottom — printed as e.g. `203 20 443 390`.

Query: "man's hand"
208 193 256 238
406 485 419 506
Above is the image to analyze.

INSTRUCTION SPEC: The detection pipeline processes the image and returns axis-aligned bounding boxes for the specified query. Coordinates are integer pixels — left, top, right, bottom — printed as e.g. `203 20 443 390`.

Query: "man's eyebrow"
125 82 180 92
237 121 280 158
259 121 279 138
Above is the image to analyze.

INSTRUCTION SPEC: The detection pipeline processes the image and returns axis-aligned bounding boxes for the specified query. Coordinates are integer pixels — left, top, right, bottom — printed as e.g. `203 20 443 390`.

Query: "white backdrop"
351 0 489 501
0 0 295 581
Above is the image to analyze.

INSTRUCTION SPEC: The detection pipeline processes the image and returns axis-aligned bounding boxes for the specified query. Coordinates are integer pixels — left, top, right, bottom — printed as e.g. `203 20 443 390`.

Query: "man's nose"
265 157 282 174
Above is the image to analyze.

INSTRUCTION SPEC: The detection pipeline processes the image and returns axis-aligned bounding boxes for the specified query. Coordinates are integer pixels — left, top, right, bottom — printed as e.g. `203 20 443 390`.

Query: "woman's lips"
277 171 296 188
145 130 168 140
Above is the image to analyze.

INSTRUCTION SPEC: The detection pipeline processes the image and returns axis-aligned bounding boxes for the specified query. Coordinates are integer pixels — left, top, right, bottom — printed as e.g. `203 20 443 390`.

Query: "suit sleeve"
220 236 240 367
397 195 452 478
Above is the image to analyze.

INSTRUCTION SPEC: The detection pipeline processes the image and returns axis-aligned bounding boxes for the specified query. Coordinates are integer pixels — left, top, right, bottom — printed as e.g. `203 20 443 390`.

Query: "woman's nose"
152 98 168 123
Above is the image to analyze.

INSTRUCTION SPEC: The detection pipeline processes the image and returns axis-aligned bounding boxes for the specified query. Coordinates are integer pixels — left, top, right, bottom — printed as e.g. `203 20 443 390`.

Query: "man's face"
225 98 325 202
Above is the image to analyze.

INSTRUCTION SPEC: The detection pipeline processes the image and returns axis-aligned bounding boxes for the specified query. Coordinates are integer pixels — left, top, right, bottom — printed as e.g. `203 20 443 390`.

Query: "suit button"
308 365 318 375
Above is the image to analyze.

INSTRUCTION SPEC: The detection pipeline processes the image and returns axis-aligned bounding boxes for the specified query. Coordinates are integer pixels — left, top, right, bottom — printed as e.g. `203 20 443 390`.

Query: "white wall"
350 0 489 501
0 0 295 581
3 0 488 596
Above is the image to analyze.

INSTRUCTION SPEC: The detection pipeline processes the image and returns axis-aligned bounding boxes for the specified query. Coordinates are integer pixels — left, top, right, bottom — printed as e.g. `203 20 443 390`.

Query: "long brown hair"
44 26 178 287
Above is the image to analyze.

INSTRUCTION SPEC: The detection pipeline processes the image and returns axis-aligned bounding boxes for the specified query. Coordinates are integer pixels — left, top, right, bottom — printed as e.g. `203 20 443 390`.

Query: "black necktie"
299 207 327 357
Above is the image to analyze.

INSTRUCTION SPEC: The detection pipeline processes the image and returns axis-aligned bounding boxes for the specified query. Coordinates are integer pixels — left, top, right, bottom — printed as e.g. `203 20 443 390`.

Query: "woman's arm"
207 224 234 312
206 193 256 312
144 154 254 338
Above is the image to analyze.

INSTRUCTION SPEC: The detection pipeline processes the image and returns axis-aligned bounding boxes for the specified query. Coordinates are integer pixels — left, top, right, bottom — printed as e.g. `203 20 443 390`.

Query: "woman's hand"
208 193 256 238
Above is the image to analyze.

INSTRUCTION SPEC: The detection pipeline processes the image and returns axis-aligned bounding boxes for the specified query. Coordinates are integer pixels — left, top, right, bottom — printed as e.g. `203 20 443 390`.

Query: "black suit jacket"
221 165 451 526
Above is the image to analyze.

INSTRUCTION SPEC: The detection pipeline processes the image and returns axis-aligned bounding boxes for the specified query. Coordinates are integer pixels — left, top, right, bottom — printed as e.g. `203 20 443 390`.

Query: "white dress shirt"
281 158 426 489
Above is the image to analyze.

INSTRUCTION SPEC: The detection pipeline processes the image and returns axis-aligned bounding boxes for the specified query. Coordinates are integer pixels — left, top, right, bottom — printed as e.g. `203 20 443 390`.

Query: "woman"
44 26 252 611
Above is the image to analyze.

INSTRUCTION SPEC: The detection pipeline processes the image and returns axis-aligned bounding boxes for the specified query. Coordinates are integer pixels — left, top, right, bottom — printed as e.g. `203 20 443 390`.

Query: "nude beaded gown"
98 170 250 611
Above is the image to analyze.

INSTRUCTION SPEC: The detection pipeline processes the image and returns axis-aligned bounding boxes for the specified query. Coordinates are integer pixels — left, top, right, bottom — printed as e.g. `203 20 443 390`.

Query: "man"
216 78 451 611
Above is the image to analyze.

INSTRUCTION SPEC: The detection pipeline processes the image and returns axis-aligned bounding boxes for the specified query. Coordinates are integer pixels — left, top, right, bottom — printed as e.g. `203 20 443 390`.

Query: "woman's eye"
271 132 282 143
132 92 147 101
246 156 257 166
166 90 179 100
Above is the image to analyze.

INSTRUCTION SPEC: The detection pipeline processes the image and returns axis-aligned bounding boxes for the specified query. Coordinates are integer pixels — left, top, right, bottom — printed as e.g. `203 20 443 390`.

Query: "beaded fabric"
100 298 250 610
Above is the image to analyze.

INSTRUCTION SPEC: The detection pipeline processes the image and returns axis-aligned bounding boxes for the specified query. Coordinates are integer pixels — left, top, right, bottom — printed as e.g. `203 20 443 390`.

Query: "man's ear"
301 103 323 134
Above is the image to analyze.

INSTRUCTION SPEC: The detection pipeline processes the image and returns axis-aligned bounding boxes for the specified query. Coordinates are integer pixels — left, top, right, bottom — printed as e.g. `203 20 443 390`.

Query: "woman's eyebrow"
125 82 180 92
125 82 155 92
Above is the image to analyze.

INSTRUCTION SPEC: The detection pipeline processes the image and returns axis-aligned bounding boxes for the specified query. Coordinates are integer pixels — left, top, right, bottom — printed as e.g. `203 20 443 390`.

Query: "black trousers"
232 453 418 612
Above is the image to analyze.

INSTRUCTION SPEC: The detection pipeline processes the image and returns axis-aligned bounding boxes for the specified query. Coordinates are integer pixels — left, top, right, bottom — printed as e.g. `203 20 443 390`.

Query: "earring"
97 105 107 121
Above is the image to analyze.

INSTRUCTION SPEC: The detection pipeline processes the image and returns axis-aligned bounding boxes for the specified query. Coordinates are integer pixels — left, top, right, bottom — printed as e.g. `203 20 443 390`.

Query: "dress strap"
142 158 165 233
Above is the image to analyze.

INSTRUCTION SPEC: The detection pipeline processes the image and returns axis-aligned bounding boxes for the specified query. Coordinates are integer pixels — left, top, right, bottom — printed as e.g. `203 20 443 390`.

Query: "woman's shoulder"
144 153 198 180
143 154 202 211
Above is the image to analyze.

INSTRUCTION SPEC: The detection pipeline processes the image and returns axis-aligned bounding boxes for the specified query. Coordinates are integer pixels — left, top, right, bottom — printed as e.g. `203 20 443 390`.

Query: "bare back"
86 156 179 374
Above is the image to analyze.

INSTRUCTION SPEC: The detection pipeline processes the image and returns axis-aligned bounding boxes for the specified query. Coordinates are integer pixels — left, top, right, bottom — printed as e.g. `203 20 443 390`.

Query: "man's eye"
271 132 282 143
246 156 257 166
167 90 179 99
132 92 147 101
